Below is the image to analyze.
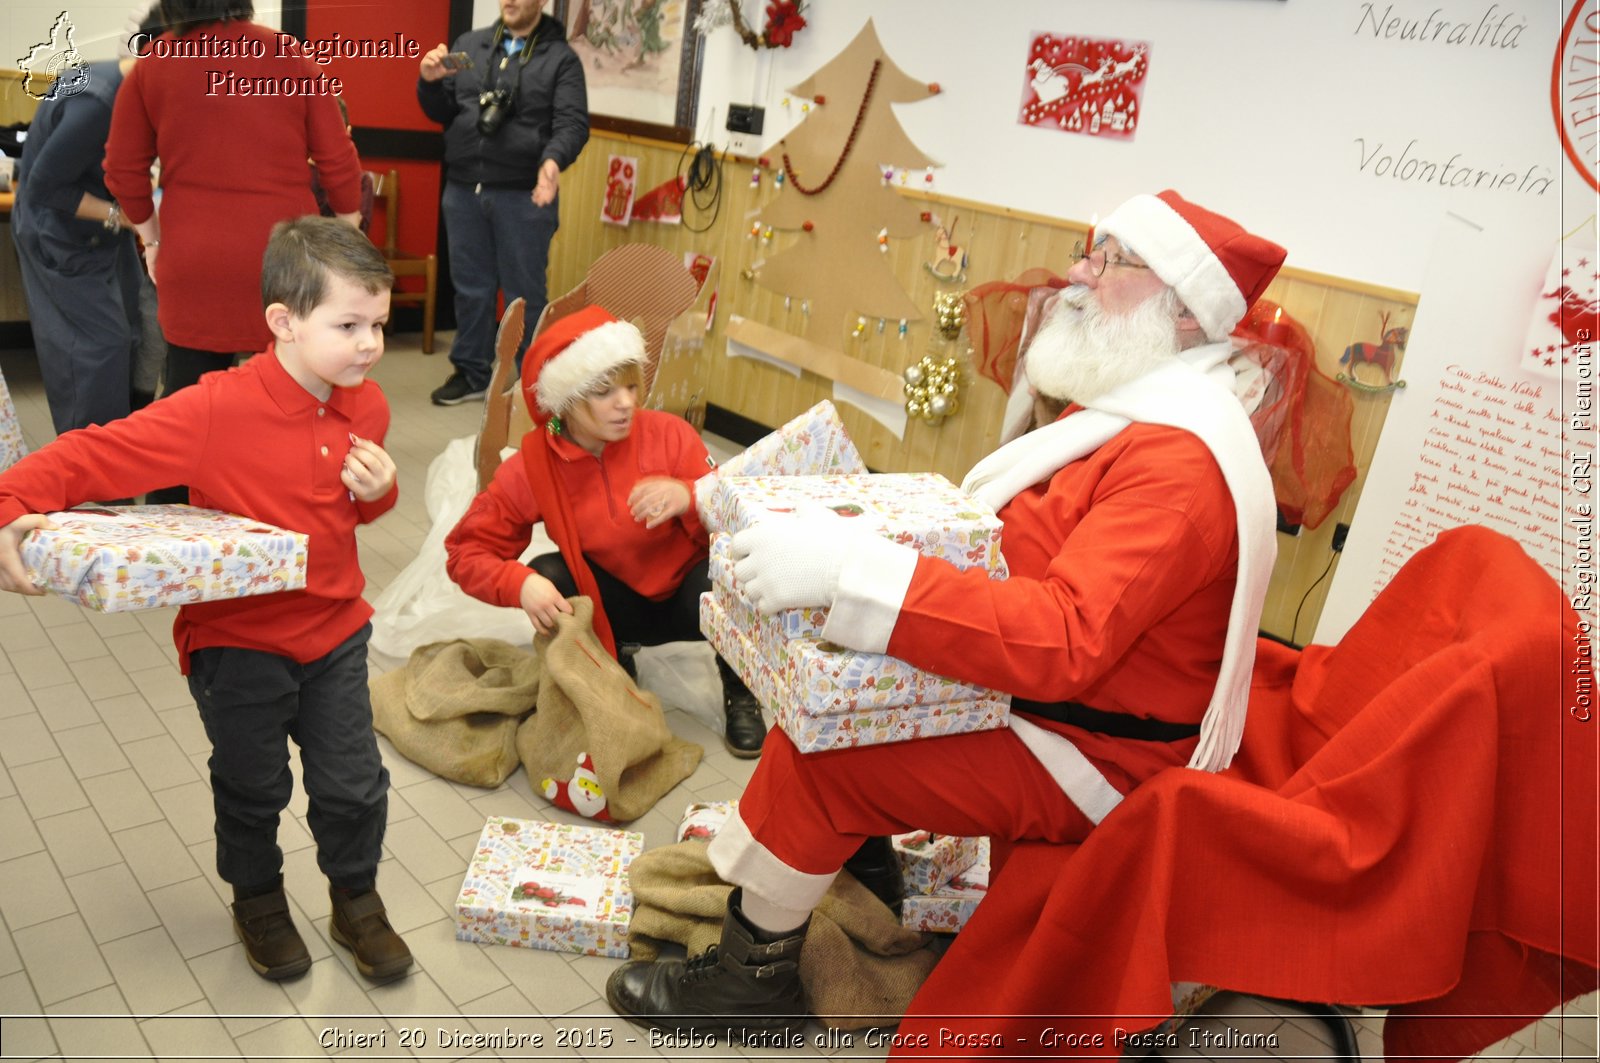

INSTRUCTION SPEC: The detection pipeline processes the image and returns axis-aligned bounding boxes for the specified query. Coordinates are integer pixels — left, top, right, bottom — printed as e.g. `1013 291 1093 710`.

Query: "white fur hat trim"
534 320 645 415
1099 194 1247 342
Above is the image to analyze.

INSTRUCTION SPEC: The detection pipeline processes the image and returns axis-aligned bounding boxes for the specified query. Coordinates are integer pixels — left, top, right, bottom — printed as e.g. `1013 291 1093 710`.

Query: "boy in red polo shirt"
0 217 412 984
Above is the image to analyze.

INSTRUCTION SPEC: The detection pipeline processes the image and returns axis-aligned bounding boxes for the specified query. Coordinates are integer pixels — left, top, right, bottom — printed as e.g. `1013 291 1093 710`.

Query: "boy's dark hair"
159 0 252 29
137 2 167 37
261 216 392 317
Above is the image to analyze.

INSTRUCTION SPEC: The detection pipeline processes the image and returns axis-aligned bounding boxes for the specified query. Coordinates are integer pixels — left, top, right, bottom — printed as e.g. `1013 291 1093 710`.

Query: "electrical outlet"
1332 522 1351 553
726 104 765 135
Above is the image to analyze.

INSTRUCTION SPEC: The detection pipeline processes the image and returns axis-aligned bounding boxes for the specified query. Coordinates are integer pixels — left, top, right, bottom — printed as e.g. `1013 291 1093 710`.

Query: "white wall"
694 0 1585 292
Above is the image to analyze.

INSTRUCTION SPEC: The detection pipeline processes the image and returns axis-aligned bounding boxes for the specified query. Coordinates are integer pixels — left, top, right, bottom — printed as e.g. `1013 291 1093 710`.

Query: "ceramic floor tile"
0 794 46 862
81 768 164 831
0 673 33 718
122 732 204 792
382 814 470 886
36 805 119 877
400 775 495 842
152 779 216 846
26 679 98 730
66 653 140 700
145 876 235 960
233 1015 333 1060
65 862 162 944
0 612 55 653
94 689 167 743
12 913 113 1005
50 720 133 778
185 946 297 1037
10 756 90 819
139 1006 246 1062
128 664 197 713
101 629 168 672
156 704 211 756
0 711 62 768
46 985 154 1061
100 926 206 1014
50 621 109 664
113 820 203 891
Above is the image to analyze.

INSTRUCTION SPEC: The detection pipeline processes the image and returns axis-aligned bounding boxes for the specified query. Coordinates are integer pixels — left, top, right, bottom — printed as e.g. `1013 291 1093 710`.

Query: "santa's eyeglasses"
1071 239 1153 278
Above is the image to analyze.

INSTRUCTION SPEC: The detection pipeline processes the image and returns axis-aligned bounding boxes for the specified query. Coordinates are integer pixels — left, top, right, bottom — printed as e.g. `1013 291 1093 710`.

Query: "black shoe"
232 879 311 981
842 836 905 918
606 888 807 1034
431 372 487 406
717 657 767 758
618 643 642 683
329 887 414 981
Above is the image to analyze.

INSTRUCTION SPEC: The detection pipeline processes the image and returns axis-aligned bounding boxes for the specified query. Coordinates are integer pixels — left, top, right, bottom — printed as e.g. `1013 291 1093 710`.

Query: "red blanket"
896 527 1596 1060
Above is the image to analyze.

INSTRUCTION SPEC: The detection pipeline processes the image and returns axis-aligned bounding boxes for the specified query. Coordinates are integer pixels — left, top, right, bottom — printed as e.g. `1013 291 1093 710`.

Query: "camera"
477 88 514 136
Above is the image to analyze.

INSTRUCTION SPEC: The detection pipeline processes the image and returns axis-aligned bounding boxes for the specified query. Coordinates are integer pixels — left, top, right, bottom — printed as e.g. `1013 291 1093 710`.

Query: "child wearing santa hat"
444 305 767 757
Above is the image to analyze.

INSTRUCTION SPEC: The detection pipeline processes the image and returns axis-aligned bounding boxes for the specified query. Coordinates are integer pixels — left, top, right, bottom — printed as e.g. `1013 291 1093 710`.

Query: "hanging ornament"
782 61 882 196
750 167 761 187
774 170 784 186
761 226 774 243
877 227 890 253
901 352 965 426
748 221 761 239
932 290 967 340
877 318 886 334
702 0 810 51
898 319 909 338
853 315 868 338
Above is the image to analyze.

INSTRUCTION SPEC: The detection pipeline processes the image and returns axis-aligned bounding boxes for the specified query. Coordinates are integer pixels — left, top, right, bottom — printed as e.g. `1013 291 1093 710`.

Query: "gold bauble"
929 393 952 418
903 363 925 386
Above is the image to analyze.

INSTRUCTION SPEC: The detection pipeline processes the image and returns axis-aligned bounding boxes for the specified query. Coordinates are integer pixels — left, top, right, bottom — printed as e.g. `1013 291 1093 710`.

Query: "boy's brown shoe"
232 883 312 981
329 888 413 981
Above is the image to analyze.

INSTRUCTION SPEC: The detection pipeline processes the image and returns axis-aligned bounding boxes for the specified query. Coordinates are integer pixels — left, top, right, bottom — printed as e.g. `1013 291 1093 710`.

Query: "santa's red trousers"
731 725 1095 885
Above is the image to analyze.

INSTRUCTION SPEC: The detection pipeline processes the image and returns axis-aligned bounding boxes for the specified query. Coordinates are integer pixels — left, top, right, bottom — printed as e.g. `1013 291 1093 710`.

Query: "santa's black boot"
606 888 807 1034
716 657 767 758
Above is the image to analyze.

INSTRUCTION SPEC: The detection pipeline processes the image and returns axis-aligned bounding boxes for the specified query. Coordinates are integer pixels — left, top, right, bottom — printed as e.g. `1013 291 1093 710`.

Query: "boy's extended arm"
0 393 207 530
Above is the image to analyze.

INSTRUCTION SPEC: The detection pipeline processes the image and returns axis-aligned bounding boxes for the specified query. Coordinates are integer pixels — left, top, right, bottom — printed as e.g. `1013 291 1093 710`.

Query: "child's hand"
343 435 396 503
0 514 55 596
628 477 690 530
519 573 574 637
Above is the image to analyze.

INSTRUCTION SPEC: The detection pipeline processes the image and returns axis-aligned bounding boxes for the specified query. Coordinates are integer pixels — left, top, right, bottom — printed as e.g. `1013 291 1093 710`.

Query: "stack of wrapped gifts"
900 836 992 934
694 400 865 523
699 471 1011 752
455 817 643 958
0 367 27 473
20 505 308 612
673 803 991 933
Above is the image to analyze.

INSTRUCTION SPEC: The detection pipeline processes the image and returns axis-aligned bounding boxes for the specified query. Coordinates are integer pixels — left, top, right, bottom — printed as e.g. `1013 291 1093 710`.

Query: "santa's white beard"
1024 286 1184 404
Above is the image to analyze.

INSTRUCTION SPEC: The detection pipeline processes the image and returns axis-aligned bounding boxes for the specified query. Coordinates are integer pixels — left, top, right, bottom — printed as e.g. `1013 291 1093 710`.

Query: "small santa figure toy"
541 753 613 822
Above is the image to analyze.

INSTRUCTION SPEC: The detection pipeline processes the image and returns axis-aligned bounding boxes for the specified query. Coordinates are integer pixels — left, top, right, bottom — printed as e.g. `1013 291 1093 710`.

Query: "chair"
372 168 438 355
475 244 701 490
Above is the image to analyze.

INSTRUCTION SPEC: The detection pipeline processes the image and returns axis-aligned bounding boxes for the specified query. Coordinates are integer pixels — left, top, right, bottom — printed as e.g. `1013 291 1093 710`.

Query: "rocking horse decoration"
924 216 969 284
1338 311 1409 394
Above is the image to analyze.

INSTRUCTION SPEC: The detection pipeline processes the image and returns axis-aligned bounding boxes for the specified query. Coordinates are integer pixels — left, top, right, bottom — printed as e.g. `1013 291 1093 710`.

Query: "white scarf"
961 342 1276 773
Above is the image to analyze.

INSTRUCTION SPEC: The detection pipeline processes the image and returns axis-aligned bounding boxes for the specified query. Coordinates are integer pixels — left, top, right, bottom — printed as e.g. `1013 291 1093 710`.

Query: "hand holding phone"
441 51 473 72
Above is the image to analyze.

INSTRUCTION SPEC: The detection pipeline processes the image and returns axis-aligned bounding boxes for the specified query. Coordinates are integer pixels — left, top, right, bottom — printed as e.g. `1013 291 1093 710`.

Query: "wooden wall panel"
550 132 1419 642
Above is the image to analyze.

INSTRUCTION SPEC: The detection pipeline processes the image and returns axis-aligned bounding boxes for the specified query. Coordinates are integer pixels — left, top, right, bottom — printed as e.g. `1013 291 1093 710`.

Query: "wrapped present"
707 533 827 641
901 838 991 934
695 401 865 530
0 366 26 472
20 505 308 612
893 831 986 896
700 473 1007 576
676 799 738 843
455 816 642 958
702 593 1009 752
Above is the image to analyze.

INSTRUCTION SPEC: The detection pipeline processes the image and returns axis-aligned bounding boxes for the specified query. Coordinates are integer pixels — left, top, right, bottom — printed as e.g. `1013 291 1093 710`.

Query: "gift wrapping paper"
702 594 1009 752
0 366 27 473
901 838 991 934
700 473 1008 576
675 799 738 843
20 505 308 612
893 831 986 896
695 401 866 531
455 817 642 958
707 532 828 640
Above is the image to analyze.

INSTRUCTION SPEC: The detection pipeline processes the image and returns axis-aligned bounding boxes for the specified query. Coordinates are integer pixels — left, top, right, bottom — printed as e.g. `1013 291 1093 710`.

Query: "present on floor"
455 816 643 958
701 593 1010 752
893 830 987 896
694 400 866 531
0 366 27 473
20 505 308 612
700 472 1008 576
675 799 739 843
901 838 991 934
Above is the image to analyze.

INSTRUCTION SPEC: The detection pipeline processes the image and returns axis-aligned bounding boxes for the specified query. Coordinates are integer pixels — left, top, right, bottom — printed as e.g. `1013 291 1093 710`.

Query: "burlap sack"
516 598 703 822
370 638 540 787
626 842 942 1030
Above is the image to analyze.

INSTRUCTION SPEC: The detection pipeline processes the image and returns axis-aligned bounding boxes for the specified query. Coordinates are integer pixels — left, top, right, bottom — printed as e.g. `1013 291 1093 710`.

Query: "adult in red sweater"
0 218 411 986
104 0 363 495
606 192 1288 1034
444 305 768 757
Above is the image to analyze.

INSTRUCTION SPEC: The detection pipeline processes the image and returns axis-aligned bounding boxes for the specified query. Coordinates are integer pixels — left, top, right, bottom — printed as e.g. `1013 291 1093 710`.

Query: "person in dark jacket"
417 0 590 406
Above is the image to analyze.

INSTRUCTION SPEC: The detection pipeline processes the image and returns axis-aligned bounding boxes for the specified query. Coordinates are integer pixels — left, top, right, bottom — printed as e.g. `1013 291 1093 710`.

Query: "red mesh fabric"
963 269 1069 393
1234 300 1358 530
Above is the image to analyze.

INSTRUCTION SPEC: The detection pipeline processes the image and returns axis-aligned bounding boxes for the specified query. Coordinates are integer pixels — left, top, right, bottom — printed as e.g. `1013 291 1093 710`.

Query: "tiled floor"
0 335 1594 1062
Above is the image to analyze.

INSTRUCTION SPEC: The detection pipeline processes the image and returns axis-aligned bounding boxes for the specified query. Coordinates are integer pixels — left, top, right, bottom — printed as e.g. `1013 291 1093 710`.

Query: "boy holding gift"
0 217 412 983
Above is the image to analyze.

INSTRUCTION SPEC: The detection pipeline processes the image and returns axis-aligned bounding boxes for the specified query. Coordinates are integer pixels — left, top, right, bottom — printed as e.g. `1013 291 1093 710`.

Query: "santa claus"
606 190 1287 1035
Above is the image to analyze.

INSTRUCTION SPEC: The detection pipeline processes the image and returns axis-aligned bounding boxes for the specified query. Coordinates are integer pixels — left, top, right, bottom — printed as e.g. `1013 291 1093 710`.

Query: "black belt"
1013 699 1201 743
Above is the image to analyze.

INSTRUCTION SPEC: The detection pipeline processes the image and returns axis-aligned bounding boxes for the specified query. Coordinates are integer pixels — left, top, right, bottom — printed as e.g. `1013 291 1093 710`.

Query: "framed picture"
557 0 705 144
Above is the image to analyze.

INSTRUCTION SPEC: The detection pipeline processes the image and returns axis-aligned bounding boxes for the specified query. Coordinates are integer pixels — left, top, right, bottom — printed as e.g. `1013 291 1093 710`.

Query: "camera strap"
484 20 539 97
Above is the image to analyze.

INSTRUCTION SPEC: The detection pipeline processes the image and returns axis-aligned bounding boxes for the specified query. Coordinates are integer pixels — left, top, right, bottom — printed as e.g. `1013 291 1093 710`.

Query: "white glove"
730 517 862 613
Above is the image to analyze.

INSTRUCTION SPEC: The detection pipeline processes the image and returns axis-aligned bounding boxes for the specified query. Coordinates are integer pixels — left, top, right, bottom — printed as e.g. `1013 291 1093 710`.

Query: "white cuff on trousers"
707 809 838 912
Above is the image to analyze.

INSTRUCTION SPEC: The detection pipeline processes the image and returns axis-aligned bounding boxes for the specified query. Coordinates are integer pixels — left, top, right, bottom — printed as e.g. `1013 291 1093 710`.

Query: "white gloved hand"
729 517 863 613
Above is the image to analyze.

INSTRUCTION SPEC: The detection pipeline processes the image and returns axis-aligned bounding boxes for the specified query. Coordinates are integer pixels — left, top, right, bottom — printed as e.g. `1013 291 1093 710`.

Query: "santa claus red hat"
1098 190 1287 342
522 305 645 417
